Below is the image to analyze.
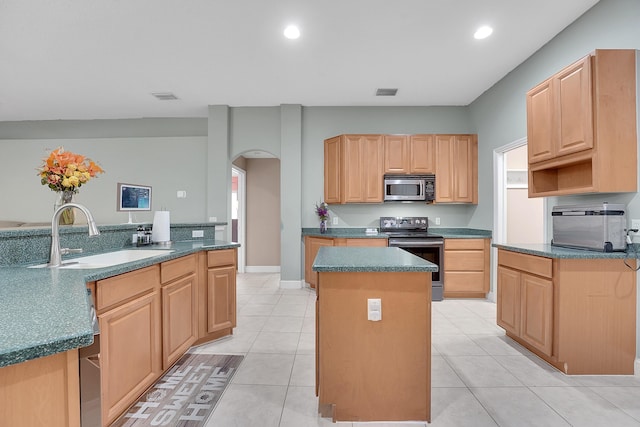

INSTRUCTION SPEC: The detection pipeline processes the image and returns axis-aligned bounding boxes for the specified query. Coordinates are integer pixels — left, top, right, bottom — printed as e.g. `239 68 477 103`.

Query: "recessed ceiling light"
284 25 300 40
474 25 493 40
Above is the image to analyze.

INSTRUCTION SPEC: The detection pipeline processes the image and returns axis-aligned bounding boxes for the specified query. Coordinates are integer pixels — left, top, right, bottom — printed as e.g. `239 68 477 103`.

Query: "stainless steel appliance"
551 203 627 252
383 175 435 202
380 216 443 300
80 289 101 426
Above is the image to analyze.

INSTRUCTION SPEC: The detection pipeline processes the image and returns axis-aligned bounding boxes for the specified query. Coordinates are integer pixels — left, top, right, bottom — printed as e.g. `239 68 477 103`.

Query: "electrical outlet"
192 230 204 238
632 219 640 230
209 217 217 222
332 216 339 225
177 190 187 198
367 298 382 321
435 217 441 225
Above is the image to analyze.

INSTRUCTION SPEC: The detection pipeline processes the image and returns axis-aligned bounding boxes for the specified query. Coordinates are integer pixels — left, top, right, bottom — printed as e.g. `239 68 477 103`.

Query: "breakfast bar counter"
313 246 436 422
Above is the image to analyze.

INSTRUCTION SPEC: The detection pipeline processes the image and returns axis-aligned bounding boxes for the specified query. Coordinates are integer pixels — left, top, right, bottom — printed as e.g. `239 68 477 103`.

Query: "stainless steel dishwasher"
80 289 101 427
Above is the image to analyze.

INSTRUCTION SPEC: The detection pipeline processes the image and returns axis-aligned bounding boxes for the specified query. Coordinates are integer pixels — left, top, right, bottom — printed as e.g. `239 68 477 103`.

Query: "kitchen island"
312 246 437 422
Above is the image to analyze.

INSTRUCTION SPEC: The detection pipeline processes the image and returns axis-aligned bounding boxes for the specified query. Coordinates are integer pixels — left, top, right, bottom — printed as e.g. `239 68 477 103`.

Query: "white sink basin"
30 249 175 269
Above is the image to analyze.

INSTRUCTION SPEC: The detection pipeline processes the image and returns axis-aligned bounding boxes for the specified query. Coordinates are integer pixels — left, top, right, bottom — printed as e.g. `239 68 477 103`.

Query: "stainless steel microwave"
384 175 435 202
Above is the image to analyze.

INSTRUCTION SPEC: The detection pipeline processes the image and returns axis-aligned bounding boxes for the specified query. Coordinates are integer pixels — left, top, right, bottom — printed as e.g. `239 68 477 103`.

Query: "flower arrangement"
37 147 104 193
315 201 329 221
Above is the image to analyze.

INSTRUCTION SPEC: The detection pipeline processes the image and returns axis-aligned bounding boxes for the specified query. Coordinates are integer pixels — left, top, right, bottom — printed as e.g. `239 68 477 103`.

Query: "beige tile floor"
196 273 640 427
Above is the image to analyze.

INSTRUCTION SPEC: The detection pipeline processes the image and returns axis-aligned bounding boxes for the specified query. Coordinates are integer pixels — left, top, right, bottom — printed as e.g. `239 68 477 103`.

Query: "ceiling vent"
375 88 398 96
151 92 179 101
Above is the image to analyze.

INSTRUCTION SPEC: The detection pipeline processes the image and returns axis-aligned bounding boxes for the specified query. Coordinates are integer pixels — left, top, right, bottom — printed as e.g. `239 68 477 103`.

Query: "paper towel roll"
152 211 171 243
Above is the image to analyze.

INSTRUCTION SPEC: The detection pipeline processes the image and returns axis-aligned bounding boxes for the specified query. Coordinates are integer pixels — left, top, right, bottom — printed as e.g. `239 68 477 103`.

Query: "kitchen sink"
30 249 175 269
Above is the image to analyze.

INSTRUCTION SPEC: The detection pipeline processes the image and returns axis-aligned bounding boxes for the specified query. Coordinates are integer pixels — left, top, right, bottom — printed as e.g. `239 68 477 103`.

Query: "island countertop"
0 239 239 368
312 246 439 273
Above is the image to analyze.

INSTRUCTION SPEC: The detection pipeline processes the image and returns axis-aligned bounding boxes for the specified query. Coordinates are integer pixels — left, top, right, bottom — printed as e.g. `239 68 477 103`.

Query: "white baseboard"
280 280 304 289
244 266 281 273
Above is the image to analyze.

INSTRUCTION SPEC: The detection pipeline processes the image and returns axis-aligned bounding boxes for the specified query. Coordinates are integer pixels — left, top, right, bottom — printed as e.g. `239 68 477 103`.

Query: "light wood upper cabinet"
324 134 384 204
324 136 341 204
435 134 478 203
325 133 475 204
410 134 435 174
527 49 637 197
383 134 435 174
384 135 409 174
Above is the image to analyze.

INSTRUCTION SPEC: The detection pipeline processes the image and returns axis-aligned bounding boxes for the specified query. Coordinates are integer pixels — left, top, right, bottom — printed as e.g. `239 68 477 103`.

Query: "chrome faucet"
48 202 100 267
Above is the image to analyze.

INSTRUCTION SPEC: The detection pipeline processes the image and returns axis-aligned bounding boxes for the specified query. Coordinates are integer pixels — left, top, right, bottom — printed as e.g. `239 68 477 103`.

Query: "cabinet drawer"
96 265 160 312
445 271 485 292
445 238 486 250
445 251 485 271
498 249 552 278
207 249 236 268
161 254 196 284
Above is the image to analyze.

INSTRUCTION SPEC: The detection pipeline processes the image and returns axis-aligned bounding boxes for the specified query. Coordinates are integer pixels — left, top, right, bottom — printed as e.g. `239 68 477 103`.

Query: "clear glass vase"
320 219 327 234
54 190 76 225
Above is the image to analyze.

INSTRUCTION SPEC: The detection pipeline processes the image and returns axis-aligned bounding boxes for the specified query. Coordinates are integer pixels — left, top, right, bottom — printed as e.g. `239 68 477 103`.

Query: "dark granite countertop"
0 240 239 368
302 227 492 239
493 243 640 259
312 246 439 272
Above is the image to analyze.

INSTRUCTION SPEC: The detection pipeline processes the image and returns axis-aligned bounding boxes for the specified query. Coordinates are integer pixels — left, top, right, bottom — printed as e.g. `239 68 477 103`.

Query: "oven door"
388 238 443 301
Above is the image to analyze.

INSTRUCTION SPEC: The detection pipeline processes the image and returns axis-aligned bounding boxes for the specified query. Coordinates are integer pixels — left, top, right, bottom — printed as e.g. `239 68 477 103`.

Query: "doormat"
111 353 243 427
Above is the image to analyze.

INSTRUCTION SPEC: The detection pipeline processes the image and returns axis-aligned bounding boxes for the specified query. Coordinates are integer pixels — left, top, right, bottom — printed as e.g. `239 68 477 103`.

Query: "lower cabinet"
497 253 553 356
496 248 637 374
0 350 80 427
90 250 237 426
97 266 162 426
304 236 388 288
443 238 490 298
160 254 198 369
196 248 237 341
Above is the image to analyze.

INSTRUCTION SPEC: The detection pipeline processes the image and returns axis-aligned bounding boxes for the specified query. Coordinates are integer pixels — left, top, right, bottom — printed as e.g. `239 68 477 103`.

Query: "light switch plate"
632 219 640 230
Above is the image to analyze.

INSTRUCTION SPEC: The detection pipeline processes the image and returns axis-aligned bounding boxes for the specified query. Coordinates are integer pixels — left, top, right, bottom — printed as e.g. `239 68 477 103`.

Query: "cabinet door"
435 135 455 202
410 134 435 174
527 79 555 163
207 266 237 333
343 135 365 202
324 136 341 204
162 273 197 369
520 273 553 356
384 135 409 174
555 55 593 157
99 291 162 425
344 238 387 247
362 135 384 202
496 266 521 336
305 236 334 288
452 135 475 203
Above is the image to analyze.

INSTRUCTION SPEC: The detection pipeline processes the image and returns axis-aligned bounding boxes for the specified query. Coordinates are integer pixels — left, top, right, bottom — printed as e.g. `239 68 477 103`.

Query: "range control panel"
379 216 429 230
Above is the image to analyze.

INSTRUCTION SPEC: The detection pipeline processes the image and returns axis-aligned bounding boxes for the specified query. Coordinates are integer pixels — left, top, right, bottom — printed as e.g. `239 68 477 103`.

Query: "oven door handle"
388 239 444 247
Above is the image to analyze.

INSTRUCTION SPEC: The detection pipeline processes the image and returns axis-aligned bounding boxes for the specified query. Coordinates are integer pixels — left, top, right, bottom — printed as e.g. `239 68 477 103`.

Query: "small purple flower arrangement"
315 201 329 233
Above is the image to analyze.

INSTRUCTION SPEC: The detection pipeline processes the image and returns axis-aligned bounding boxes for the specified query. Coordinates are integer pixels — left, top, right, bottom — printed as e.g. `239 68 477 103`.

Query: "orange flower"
37 147 104 193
